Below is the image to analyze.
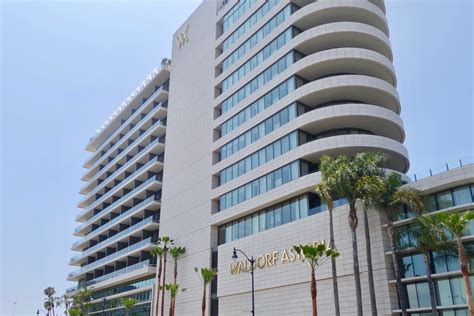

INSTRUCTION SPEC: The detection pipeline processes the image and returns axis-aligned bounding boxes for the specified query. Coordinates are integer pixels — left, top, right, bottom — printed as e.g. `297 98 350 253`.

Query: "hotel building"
68 0 474 315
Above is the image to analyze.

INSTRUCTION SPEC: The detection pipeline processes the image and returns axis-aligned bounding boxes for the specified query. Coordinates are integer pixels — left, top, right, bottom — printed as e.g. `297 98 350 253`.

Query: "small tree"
72 287 92 316
150 245 164 316
293 241 339 316
121 297 137 316
438 210 474 314
159 236 174 316
162 284 185 316
169 246 185 314
67 308 81 316
195 267 218 316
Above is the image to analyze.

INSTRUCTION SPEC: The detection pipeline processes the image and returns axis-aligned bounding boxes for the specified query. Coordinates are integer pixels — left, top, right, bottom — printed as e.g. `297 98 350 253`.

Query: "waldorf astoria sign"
229 242 319 275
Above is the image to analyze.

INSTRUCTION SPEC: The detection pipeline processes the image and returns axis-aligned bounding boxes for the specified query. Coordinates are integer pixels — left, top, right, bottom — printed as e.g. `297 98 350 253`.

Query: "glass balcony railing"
75 177 159 234
80 157 162 207
72 195 158 249
78 139 164 214
68 238 154 279
78 172 162 221
89 82 169 159
84 118 165 181
68 259 152 292
87 104 166 173
70 216 158 264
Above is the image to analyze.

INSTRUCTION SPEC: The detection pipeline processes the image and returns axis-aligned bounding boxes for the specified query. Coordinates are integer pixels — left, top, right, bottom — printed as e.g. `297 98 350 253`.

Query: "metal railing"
410 157 473 182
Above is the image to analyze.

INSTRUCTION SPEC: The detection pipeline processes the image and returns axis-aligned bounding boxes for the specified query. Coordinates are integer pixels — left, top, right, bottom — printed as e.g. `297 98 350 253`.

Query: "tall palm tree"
163 284 185 316
406 214 449 315
160 236 174 316
314 177 340 316
374 173 424 316
44 287 56 316
438 210 474 314
121 297 137 316
323 152 385 316
195 267 218 316
169 246 186 313
150 245 164 316
293 241 339 316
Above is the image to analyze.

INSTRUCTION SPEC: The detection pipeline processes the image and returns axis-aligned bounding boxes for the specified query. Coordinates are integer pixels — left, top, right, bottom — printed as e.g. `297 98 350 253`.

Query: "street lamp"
232 247 255 315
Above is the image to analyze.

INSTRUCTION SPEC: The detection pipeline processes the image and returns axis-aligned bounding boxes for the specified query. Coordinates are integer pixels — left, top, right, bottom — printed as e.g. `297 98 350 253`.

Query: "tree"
162 284 185 316
159 236 174 316
150 245 164 316
438 210 474 315
67 309 81 316
322 152 385 316
72 287 92 316
44 287 56 316
59 294 72 315
169 246 186 314
374 173 424 316
314 177 340 316
405 215 449 315
121 297 137 316
195 267 218 316
293 241 339 316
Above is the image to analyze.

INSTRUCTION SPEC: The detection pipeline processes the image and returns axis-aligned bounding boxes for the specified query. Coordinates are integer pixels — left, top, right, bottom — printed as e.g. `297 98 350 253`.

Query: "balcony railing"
87 104 166 173
68 238 154 279
70 216 158 264
89 82 168 157
78 172 162 222
83 118 165 180
80 157 163 207
68 259 152 293
72 195 158 249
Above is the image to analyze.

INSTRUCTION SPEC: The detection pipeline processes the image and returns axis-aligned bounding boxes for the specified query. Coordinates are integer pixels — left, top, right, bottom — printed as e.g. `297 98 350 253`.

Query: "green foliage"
44 287 56 298
406 215 450 251
162 283 186 298
159 235 174 246
72 287 92 315
314 181 334 210
150 245 164 258
194 267 218 286
292 241 339 270
121 297 137 310
170 246 186 259
438 210 474 238
68 308 81 316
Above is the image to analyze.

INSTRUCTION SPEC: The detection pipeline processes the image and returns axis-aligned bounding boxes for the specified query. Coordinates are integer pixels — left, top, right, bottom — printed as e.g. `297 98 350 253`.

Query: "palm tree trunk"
328 206 340 316
161 250 168 316
387 222 408 315
457 238 474 315
169 297 174 316
349 204 363 316
311 269 317 316
202 285 207 316
422 249 437 315
363 206 377 316
172 258 178 313
155 257 163 316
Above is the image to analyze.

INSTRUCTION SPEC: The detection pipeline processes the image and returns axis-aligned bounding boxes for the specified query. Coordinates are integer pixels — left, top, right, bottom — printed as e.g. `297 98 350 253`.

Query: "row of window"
397 184 474 221
220 76 304 137
222 0 280 52
221 0 257 33
222 27 296 92
90 277 154 301
411 309 469 316
406 276 474 310
89 290 151 312
222 4 296 72
222 50 302 113
401 246 474 279
220 102 297 160
219 160 317 211
220 130 298 185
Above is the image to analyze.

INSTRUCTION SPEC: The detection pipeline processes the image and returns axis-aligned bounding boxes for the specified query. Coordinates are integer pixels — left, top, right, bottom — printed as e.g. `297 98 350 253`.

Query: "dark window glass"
437 190 454 209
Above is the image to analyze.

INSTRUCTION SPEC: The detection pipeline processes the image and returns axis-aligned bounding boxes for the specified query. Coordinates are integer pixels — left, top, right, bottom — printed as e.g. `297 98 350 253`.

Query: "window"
437 190 454 209
452 186 472 205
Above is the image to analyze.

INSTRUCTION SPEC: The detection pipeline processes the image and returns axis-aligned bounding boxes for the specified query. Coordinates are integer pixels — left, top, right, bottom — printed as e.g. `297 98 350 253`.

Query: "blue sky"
1 0 472 315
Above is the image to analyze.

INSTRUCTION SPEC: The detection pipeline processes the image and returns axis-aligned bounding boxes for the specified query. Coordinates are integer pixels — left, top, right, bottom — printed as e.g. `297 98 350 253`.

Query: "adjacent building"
68 1 473 315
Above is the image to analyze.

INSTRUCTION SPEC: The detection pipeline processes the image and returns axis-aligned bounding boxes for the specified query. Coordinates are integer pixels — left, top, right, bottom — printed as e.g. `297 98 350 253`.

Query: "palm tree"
293 241 339 316
405 215 449 315
438 210 474 314
195 267 218 316
44 287 56 316
67 308 81 316
163 284 185 316
73 287 92 316
169 246 185 313
121 297 137 316
150 245 164 316
314 178 340 316
374 173 424 316
322 152 385 316
160 236 174 316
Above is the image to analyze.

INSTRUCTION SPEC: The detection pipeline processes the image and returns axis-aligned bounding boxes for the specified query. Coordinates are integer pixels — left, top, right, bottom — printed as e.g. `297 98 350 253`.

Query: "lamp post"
232 247 255 315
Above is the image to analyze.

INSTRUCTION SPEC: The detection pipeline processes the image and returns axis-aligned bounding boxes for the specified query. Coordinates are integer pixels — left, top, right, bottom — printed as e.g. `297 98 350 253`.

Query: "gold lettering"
257 255 266 269
281 249 289 264
237 261 244 274
265 253 273 267
272 251 278 266
230 263 239 275
289 247 297 262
